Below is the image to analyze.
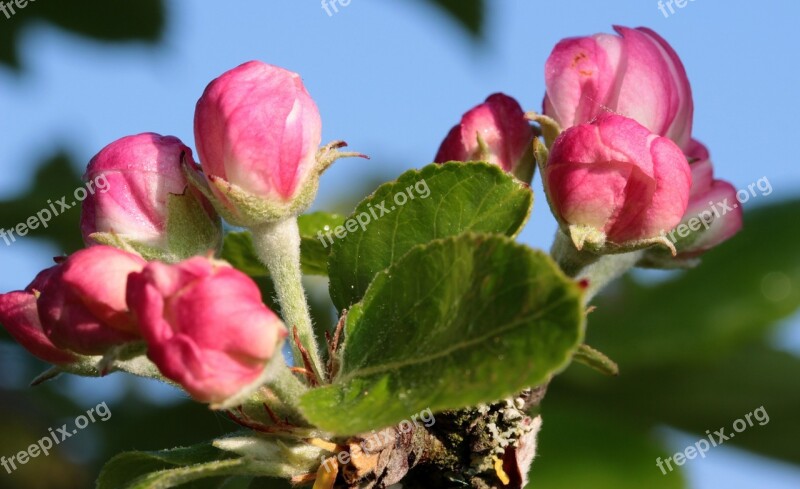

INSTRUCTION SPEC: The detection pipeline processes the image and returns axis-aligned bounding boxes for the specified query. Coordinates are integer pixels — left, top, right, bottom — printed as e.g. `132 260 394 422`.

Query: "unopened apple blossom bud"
126 256 288 404
435 93 535 182
544 26 693 150
0 268 77 365
666 140 743 258
193 61 325 227
544 114 691 252
37 246 146 355
81 133 222 262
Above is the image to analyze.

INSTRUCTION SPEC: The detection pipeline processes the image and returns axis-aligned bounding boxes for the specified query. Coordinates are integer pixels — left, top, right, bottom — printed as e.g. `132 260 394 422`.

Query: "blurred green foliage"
0 0 164 69
0 153 84 254
534 201 800 486
426 0 485 37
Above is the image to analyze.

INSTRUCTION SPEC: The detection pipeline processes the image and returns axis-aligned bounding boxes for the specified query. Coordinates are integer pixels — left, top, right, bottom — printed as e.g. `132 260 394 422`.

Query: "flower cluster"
1 25 743 421
0 61 343 405
0 25 748 488
435 25 742 259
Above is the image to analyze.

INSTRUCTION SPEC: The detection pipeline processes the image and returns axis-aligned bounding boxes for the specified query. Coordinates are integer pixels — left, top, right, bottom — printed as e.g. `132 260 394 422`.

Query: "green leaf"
96 438 317 489
111 460 251 489
301 234 584 434
588 199 800 368
96 444 239 489
164 191 223 261
220 232 266 277
213 435 323 477
328 162 533 311
573 344 619 377
538 200 800 480
297 212 347 275
221 212 344 277
424 0 485 38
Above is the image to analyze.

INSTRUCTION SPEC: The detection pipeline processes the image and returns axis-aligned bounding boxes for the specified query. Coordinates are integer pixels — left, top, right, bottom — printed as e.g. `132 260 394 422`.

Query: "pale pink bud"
0 268 77 365
193 61 323 226
126 257 288 404
435 93 535 182
544 26 693 149
545 114 691 246
37 246 146 355
81 133 221 262
673 140 742 256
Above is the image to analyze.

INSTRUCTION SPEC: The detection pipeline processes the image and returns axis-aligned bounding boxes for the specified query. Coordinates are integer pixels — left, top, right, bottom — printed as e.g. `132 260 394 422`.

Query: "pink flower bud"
673 140 742 256
37 246 146 355
193 61 323 226
0 268 77 365
544 26 693 149
81 133 222 262
435 93 535 182
545 114 691 247
126 257 288 404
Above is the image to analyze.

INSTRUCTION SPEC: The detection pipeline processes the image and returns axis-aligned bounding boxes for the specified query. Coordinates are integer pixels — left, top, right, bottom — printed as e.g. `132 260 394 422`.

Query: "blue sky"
1 1 798 487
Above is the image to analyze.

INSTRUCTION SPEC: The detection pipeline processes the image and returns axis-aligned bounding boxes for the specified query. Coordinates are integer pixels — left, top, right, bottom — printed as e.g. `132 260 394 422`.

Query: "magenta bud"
435 93 535 182
544 26 694 150
126 256 288 404
0 268 77 365
37 246 146 356
544 114 691 251
193 61 324 226
670 140 743 257
81 133 222 262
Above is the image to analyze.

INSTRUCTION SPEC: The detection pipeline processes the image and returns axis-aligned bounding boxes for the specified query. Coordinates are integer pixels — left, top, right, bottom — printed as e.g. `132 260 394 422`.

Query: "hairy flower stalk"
549 229 600 278
550 231 644 301
262 353 310 412
576 251 645 302
192 61 343 383
251 218 326 383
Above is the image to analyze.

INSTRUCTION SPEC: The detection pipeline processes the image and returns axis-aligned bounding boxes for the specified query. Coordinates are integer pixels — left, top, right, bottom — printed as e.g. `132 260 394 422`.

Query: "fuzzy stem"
576 250 644 302
250 218 326 383
550 230 600 277
550 230 642 302
263 355 309 412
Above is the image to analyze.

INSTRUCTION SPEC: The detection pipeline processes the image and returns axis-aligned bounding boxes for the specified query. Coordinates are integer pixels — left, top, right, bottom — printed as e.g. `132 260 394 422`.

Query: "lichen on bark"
330 386 547 489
